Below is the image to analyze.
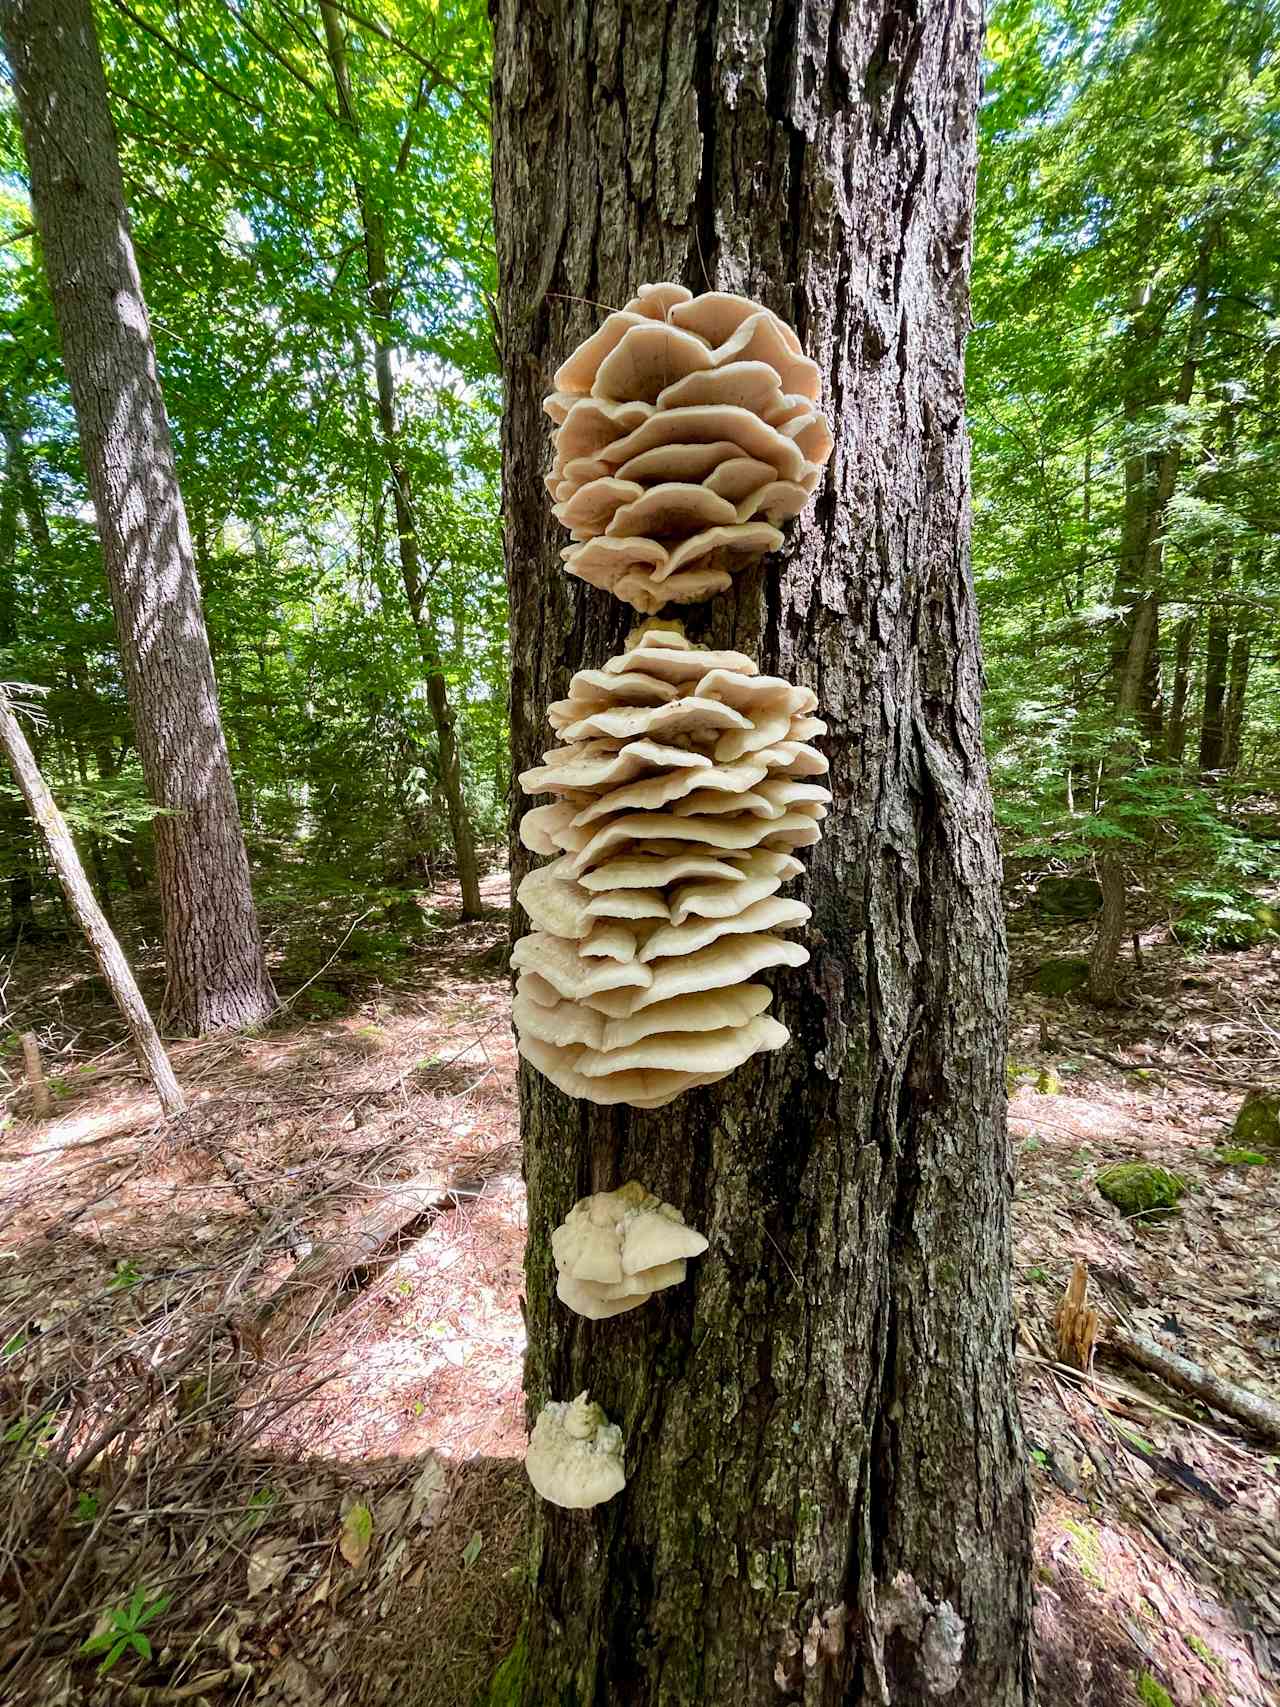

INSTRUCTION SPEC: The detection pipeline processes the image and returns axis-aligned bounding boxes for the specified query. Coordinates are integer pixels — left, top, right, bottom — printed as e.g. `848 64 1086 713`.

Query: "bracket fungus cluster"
552 1181 709 1319
545 284 833 612
513 625 830 1109
525 1391 627 1509
520 286 833 1513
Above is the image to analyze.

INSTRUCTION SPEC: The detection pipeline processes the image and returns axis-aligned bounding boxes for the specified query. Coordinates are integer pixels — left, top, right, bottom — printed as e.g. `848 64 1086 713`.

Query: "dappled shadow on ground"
3 878 1277 1703
1009 902 1279 1704
0 873 524 1704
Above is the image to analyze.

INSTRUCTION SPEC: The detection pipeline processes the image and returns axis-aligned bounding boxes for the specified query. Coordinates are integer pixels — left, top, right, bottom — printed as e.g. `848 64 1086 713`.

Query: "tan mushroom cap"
604 630 758 680
569 755 768 826
547 289 828 611
520 799 588 856
703 455 781 503
555 1271 650 1319
554 477 644 533
518 1028 716 1107
614 440 743 485
668 848 804 924
574 1012 788 1080
559 695 750 745
583 932 810 1018
606 482 738 539
610 564 735 612
511 931 652 999
668 290 802 351
657 521 784 581
656 360 786 416
712 312 821 399
524 1393 627 1507
521 738 708 793
578 849 747 891
595 982 774 1050
623 282 694 320
581 921 639 962
639 894 810 961
513 978 605 1051
583 887 672 922
516 855 593 939
554 310 651 394
555 396 654 464
599 405 806 483
736 480 811 525
592 322 715 405
550 1180 708 1317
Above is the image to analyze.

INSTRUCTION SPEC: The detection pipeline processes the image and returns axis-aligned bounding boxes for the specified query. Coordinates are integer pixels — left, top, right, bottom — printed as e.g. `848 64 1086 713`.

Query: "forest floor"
0 871 1277 1707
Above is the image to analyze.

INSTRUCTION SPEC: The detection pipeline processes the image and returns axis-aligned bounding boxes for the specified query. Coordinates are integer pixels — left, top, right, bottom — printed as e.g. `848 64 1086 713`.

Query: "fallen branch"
248 1171 482 1353
1105 1323 1280 1444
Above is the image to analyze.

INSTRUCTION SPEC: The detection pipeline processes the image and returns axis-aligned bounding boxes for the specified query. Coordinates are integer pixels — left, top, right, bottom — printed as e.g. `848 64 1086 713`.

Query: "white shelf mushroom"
524 1391 627 1508
512 625 829 1108
551 1181 709 1318
546 285 833 612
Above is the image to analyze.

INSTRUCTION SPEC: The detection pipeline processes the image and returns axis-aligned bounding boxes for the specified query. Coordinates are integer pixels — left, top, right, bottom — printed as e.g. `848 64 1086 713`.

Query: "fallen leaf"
246 1537 293 1598
461 1530 483 1568
409 1455 447 1527
339 1502 374 1569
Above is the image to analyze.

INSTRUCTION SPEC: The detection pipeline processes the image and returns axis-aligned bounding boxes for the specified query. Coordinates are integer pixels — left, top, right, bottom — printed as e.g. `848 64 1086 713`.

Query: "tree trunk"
0 688 184 1114
1165 614 1195 765
1 0 275 1034
320 1 483 921
1087 856 1128 1006
1221 629 1251 772
490 4 1032 1705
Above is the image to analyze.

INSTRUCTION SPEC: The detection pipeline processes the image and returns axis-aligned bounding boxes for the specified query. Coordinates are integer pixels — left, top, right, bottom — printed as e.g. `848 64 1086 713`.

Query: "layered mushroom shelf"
513 626 830 1109
545 283 834 613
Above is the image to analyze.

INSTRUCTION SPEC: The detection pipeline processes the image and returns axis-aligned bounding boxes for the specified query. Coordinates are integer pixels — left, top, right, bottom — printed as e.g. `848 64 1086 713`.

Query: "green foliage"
1135 1673 1174 1707
1096 1162 1188 1219
976 0 1280 930
79 1585 171 1676
0 0 505 934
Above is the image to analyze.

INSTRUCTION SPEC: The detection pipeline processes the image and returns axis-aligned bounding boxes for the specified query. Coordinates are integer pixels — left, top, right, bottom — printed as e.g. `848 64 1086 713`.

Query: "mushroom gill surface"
547 284 832 612
512 625 829 1108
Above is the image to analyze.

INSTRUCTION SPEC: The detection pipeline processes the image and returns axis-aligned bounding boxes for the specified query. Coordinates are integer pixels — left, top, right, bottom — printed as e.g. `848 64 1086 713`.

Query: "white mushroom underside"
546 286 832 612
513 628 828 1107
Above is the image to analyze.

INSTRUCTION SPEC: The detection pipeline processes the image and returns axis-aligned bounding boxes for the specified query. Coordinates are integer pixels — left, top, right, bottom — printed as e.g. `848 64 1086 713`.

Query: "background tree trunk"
491 2 1032 1704
320 0 483 921
1 0 275 1033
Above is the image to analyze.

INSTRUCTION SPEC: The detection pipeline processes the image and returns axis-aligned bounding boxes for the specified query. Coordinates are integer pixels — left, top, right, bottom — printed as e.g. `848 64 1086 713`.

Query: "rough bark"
1221 627 1252 774
491 4 1032 1705
320 1 483 920
1 0 275 1033
1093 238 1215 1004
0 687 184 1115
1087 856 1128 1007
1164 614 1194 765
